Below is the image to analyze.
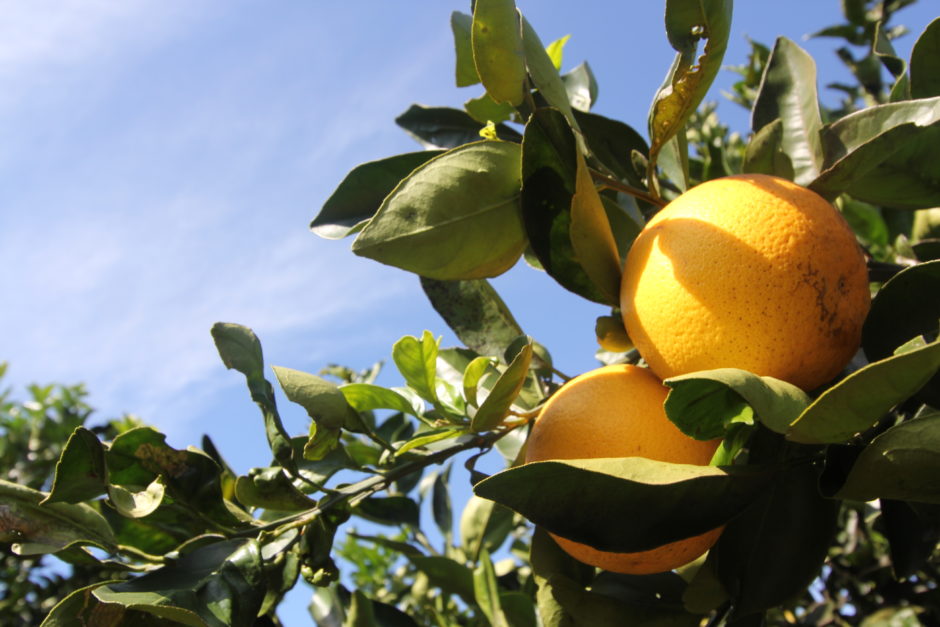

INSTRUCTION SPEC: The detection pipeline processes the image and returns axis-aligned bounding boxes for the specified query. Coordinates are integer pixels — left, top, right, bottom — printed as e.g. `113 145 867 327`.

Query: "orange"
524 364 721 574
621 174 870 391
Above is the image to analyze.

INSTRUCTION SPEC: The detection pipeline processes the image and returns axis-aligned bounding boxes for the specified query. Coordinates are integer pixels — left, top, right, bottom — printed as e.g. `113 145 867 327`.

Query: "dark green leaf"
451 12 480 87
881 499 940 578
664 369 811 439
472 0 526 106
347 532 424 558
311 151 443 239
471 341 532 431
862 260 940 407
562 62 597 112
808 97 940 209
353 496 420 527
681 553 729 615
420 277 524 359
742 118 794 179
407 556 476 604
499 592 538 627
573 110 649 188
432 465 454 544
530 528 589 627
834 415 940 504
570 149 622 304
648 0 732 189
751 37 823 184
234 467 316 511
0 478 116 555
715 463 838 618
43 426 108 504
521 108 609 303
911 18 940 99
38 582 146 627
787 338 940 444
94 539 265 627
395 105 520 149
107 427 249 530
474 458 771 552
352 141 526 280
549 576 701 626
392 331 439 404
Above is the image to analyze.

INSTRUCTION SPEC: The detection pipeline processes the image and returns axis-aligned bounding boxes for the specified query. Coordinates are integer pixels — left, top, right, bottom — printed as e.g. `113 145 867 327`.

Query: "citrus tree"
4 0 940 625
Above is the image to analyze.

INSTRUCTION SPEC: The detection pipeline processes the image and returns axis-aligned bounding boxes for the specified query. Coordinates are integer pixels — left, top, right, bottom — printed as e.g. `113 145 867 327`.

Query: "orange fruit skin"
524 364 721 574
621 174 870 391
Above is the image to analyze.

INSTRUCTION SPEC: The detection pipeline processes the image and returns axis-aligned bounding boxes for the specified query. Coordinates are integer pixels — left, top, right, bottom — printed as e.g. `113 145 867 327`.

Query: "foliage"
3 0 940 625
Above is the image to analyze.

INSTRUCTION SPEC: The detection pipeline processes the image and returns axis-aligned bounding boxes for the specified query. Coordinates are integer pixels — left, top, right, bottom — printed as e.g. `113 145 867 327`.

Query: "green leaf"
562 61 597 112
311 151 443 239
787 338 940 444
472 0 526 106
392 331 439 404
863 260 940 406
714 460 838 618
570 150 623 304
464 93 516 125
107 427 249 530
352 141 526 280
664 369 811 439
573 109 649 188
347 532 424 558
354 496 420 528
474 548 510 627
395 105 521 149
340 383 423 417
211 323 297 476
460 495 514 562
911 18 940 99
211 322 264 380
499 592 538 627
474 458 771 552
431 465 454 544
407 556 476 604
873 21 906 79
344 590 378 627
0 478 116 555
834 415 940 503
521 17 580 133
108 477 166 519
880 499 940 578
742 118 794 179
548 576 701 626
648 0 732 189
521 108 609 303
751 37 823 185
419 277 524 359
38 582 139 627
808 96 940 209
451 11 480 87
94 539 264 627
395 427 465 456
530 528 590 627
42 426 108 504
471 341 532 431
272 366 358 430
463 356 495 407
234 466 316 511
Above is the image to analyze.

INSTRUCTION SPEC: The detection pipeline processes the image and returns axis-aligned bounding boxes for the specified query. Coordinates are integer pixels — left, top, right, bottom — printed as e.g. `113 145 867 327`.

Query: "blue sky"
1 0 936 621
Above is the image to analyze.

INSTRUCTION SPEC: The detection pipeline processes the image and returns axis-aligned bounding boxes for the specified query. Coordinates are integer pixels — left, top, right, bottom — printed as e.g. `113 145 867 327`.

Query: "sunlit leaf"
742 118 794 179
311 151 442 239
392 331 440 404
352 141 526 280
472 0 526 106
108 477 165 519
474 548 510 627
562 62 597 112
521 16 580 132
751 37 823 185
471 341 532 431
787 338 940 444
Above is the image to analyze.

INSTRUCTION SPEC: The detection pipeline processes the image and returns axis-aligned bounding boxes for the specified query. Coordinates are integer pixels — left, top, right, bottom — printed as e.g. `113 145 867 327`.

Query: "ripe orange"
524 364 721 574
621 174 870 391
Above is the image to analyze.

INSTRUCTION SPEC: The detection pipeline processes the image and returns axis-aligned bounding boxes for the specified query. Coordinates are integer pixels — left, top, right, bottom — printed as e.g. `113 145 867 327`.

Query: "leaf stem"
589 169 666 208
